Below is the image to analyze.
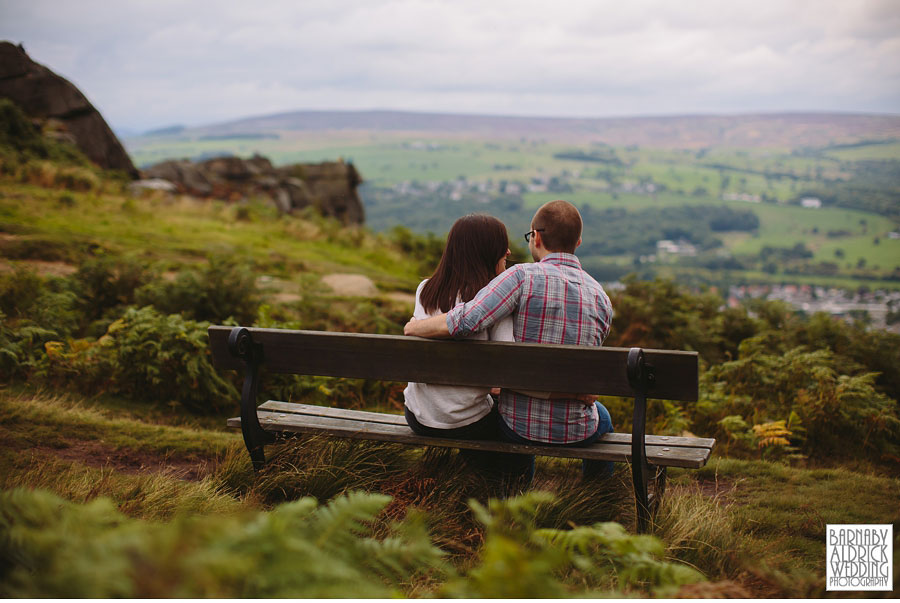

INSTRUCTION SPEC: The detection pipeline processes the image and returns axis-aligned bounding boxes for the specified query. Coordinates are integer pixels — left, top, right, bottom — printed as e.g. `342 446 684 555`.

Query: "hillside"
134 109 900 149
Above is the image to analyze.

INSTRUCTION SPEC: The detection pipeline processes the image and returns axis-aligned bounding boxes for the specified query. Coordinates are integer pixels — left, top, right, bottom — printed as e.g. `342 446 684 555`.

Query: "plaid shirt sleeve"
446 267 524 337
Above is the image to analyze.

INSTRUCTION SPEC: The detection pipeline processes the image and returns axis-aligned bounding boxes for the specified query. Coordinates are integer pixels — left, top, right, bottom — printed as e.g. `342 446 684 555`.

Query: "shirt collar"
539 252 581 269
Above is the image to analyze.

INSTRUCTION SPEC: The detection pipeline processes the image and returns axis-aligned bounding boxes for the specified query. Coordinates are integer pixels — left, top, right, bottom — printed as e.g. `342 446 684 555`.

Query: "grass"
824 141 900 161
0 388 238 458
0 181 423 293
675 457 900 593
0 392 246 520
729 203 899 267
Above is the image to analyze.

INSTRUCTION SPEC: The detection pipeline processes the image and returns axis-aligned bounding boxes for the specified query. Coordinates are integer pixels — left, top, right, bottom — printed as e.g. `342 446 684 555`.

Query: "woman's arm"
404 313 451 338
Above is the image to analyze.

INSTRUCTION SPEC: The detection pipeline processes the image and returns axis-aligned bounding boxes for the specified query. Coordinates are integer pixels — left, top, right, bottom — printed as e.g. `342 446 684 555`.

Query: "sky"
2 0 899 133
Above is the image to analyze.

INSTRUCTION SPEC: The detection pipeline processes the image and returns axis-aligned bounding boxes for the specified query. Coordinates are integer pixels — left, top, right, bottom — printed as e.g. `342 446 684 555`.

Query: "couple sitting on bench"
403 200 615 486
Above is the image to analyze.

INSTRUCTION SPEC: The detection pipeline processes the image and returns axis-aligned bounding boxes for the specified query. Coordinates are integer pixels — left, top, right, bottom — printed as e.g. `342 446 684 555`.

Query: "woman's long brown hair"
419 214 509 313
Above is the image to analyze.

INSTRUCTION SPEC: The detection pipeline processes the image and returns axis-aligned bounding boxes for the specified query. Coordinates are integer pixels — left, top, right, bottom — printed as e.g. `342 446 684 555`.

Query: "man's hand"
403 313 451 338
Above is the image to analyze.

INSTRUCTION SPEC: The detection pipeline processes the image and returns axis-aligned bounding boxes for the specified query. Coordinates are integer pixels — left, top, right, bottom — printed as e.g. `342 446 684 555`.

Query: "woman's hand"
403 317 418 335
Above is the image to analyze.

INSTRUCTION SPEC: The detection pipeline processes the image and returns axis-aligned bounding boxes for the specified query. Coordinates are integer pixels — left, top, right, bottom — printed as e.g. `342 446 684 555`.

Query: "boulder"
142 159 212 196
128 179 177 195
0 41 138 177
279 162 364 224
142 154 365 224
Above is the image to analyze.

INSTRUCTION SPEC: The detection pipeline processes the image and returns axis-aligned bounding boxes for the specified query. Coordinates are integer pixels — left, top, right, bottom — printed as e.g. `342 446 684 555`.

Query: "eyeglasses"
523 229 545 242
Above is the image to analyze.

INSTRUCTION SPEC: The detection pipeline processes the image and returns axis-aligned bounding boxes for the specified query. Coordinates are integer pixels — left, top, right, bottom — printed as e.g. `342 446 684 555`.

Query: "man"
403 200 614 485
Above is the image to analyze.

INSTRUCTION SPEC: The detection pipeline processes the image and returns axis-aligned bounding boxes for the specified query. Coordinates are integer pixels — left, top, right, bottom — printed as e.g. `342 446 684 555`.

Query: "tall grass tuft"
222 435 418 506
652 483 743 580
3 454 247 521
530 463 632 530
378 448 503 557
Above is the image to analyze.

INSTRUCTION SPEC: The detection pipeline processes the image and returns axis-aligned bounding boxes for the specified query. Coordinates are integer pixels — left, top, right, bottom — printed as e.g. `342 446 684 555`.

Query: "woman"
403 213 512 442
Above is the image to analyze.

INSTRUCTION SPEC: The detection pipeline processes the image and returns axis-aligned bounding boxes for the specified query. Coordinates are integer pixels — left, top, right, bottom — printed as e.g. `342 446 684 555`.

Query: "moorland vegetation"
2 101 899 597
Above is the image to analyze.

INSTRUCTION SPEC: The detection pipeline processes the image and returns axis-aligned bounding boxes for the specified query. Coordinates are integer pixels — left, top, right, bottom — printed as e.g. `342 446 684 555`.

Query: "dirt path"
0 258 77 277
34 438 214 481
321 273 379 296
320 273 415 305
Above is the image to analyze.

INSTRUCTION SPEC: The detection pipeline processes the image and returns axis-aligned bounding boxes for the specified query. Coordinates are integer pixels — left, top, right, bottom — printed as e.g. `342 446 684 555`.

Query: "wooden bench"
208 325 714 532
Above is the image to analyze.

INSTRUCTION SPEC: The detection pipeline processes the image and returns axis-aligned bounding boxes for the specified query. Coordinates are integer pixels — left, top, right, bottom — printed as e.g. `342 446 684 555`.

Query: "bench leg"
229 327 274 471
631 442 652 533
627 348 656 533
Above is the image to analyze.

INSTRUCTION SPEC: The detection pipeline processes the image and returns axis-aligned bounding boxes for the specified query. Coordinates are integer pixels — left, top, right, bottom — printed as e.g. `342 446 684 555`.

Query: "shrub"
71 256 155 329
55 166 100 192
0 311 58 381
386 224 444 275
39 306 237 413
606 278 900 466
700 342 900 462
606 276 741 364
0 267 43 317
0 236 82 263
21 160 59 188
103 307 238 412
0 98 89 166
136 255 260 324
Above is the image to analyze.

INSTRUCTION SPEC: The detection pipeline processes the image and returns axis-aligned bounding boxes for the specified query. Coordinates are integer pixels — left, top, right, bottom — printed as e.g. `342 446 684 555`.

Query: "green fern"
0 487 446 598
443 492 704 598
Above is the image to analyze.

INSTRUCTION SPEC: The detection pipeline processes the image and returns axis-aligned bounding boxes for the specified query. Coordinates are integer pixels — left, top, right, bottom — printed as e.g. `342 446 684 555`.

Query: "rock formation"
0 41 138 177
142 155 365 225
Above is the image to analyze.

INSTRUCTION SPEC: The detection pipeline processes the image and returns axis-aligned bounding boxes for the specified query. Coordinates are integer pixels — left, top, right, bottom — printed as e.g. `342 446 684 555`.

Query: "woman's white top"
403 279 514 429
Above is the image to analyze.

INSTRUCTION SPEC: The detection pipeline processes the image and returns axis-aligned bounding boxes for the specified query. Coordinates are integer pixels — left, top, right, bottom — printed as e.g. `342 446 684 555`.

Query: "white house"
800 197 822 209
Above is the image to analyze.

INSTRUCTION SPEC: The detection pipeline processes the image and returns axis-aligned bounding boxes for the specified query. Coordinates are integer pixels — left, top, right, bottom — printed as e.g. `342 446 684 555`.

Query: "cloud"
1 0 897 130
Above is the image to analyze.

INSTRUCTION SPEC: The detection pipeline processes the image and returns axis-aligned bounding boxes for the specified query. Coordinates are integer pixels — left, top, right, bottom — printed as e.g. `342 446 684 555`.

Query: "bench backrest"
208 326 698 401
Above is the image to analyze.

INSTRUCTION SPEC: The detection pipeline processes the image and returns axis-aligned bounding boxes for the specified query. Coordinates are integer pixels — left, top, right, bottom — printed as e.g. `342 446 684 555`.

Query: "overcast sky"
2 0 899 133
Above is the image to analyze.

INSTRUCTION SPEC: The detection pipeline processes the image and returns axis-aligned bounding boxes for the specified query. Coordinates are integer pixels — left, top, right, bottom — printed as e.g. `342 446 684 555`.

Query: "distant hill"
145 109 900 149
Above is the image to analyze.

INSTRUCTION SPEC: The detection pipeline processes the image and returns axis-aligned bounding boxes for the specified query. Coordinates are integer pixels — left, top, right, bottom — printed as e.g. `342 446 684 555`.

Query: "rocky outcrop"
142 154 365 224
0 41 138 177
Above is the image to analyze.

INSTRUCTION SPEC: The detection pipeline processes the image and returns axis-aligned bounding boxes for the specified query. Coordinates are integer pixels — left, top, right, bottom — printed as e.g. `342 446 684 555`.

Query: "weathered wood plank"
227 413 712 468
600 432 716 451
259 400 407 426
258 400 716 450
209 326 699 401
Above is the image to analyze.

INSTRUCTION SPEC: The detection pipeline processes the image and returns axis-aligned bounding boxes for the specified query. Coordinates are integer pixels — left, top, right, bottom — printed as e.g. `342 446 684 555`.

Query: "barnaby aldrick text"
826 525 893 591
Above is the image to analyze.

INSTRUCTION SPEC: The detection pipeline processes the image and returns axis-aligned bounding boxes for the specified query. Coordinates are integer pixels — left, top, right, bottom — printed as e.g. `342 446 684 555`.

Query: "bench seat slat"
228 411 712 468
258 400 716 451
259 400 408 427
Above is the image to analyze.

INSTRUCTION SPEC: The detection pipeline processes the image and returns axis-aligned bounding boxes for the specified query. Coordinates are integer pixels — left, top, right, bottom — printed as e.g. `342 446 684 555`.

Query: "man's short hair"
532 200 582 253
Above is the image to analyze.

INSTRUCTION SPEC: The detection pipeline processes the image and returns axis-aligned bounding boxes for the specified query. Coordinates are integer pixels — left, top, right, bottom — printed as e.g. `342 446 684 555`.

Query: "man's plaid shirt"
446 252 613 444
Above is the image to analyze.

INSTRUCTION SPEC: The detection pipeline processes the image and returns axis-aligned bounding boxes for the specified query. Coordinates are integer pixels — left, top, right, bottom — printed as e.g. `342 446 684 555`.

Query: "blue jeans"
497 401 614 486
